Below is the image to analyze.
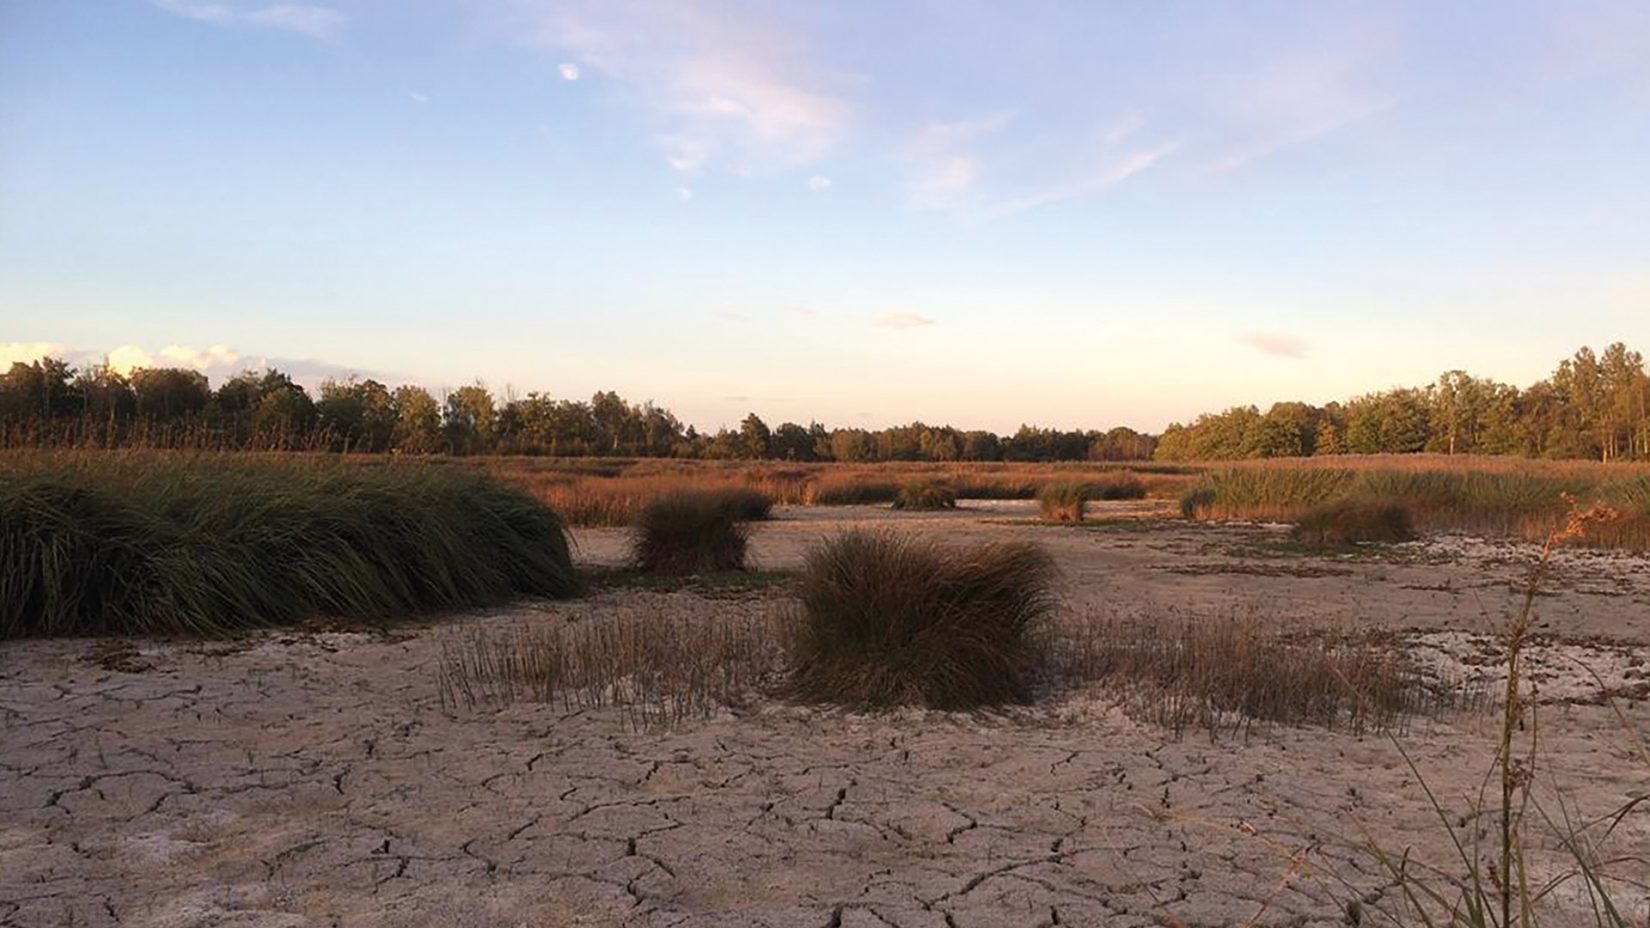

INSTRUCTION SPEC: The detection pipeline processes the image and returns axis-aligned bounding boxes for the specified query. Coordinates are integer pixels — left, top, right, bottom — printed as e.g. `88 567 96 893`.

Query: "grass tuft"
1037 481 1088 522
1291 500 1417 547
891 481 957 511
631 489 753 575
787 531 1059 709
0 451 579 639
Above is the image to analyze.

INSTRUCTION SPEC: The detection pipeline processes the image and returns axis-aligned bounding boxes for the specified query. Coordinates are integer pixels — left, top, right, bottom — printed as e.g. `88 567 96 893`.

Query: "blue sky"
1 1 1647 432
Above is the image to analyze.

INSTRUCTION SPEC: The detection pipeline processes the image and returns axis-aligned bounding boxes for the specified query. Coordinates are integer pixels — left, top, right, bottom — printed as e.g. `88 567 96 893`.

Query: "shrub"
1291 499 1417 546
632 490 750 574
788 531 1059 709
1037 481 1087 522
0 452 579 638
891 481 957 511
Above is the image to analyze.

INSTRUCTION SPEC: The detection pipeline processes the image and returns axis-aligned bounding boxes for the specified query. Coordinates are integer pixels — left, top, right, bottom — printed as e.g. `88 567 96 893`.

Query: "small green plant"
891 481 957 511
1291 500 1417 546
788 531 1059 709
631 489 751 574
1037 481 1088 522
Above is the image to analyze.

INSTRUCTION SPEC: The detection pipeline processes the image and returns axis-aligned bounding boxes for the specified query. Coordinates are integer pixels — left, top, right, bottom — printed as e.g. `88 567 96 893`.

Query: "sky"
1 0 1647 433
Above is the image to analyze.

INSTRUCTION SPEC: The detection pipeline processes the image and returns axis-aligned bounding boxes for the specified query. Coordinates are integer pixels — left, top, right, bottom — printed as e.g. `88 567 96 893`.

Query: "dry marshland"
4 463 1650 927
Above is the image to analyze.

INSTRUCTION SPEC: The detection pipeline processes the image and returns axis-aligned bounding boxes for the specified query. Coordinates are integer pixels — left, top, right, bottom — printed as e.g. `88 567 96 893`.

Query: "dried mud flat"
4 505 1648 927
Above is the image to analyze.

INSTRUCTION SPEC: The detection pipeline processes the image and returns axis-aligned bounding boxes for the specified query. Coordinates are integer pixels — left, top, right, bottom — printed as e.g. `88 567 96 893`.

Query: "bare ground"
3 504 1648 927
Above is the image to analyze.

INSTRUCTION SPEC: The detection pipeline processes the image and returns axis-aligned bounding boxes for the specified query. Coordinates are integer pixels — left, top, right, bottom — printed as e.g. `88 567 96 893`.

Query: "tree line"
2 342 1642 462
1154 343 1650 462
0 360 1155 461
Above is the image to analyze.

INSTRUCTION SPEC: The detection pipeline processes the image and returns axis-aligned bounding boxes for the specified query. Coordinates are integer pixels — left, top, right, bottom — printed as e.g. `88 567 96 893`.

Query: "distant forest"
0 343 1644 463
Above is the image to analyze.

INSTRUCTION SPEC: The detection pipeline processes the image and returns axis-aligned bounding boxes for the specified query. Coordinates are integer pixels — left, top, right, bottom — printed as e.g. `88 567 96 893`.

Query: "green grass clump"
0 452 579 638
1037 481 1088 522
632 489 751 575
1291 500 1417 546
788 531 1058 709
891 481 957 511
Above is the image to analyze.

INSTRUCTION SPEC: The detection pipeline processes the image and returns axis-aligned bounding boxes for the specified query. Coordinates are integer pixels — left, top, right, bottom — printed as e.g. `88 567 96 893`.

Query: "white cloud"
408 91 429 105
677 185 694 201
1237 331 1308 359
107 344 242 376
806 174 832 191
151 1 345 39
559 62 581 81
0 342 65 368
871 311 935 330
522 1 849 175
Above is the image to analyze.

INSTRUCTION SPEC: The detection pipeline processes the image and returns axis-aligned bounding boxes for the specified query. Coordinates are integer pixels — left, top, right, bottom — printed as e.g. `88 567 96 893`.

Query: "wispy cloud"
408 91 429 105
521 1 849 176
983 143 1179 218
151 0 346 40
1203 52 1392 173
558 63 581 81
806 174 832 192
871 311 934 330
1237 331 1308 359
903 112 1010 209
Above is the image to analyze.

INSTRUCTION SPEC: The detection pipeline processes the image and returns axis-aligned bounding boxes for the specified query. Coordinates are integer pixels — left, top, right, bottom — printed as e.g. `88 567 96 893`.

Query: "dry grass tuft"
436 608 792 730
631 489 755 575
891 481 957 511
1050 612 1472 737
1291 500 1417 547
1037 481 1088 522
787 531 1059 709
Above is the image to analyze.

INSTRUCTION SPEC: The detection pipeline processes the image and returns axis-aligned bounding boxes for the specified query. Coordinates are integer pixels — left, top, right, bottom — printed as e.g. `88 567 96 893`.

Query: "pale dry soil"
4 504 1648 928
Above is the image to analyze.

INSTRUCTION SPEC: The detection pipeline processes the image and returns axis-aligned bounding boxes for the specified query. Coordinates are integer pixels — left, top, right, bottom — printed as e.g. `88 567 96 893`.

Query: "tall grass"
0 451 579 638
479 458 1198 525
787 531 1059 709
1182 465 1650 547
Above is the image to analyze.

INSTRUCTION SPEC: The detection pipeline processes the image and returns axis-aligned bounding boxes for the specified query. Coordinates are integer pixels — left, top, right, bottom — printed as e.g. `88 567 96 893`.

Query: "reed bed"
478 458 1196 525
1182 465 1650 547
0 450 579 638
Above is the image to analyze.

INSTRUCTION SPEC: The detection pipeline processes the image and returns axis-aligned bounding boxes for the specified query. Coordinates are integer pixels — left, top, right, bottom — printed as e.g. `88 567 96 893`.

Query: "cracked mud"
4 504 1647 927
